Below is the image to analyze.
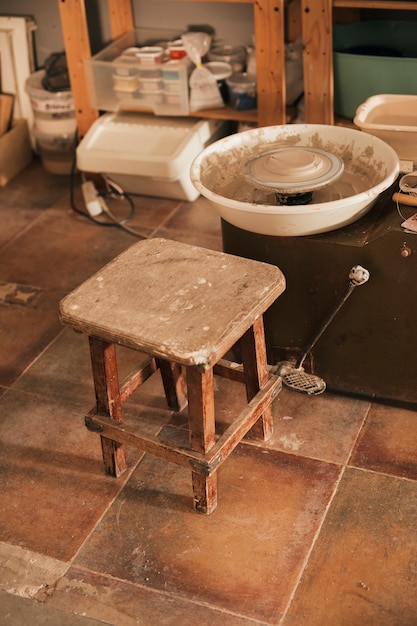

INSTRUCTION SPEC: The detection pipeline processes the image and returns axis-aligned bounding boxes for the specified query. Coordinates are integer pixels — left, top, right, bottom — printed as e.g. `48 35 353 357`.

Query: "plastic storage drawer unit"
84 29 191 117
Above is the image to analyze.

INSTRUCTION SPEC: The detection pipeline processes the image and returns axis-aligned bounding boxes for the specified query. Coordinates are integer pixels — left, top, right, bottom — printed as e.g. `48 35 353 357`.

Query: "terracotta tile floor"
1 159 417 625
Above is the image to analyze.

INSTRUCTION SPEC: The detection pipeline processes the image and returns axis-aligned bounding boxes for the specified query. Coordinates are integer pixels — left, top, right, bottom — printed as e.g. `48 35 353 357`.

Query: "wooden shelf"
333 1 417 8
189 106 258 124
58 0 417 137
58 0 289 138
301 0 417 124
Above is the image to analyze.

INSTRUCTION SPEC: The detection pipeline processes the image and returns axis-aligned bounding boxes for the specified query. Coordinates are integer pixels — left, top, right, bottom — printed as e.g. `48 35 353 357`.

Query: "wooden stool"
59 238 285 514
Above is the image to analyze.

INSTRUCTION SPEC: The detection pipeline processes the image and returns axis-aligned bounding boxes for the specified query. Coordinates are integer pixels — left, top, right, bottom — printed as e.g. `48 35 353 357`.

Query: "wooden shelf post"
254 0 286 126
59 0 289 137
301 0 334 125
58 0 99 139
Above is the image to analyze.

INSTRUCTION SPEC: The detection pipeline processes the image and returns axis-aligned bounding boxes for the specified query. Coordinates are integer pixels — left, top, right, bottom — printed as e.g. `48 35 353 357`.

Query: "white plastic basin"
190 124 400 236
354 94 417 162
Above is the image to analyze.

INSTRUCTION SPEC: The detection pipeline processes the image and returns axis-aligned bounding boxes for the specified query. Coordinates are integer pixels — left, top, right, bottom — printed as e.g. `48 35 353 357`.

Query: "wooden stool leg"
240 316 274 441
156 358 188 412
89 336 127 477
186 366 217 514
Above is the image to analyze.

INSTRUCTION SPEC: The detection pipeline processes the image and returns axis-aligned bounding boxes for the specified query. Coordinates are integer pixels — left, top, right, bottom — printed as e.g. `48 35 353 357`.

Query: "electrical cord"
69 138 146 238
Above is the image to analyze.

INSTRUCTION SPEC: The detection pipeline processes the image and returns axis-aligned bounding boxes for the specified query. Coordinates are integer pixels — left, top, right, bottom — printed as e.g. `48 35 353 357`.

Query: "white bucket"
25 70 77 135
34 128 76 175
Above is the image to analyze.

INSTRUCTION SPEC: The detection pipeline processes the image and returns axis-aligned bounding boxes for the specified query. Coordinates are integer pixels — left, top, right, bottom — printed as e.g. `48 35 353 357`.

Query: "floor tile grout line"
277 401 372 624
149 200 184 239
7 326 67 391
278 461 348 625
63 561 272 625
345 463 417 484
0 209 47 257
242 435 351 469
345 400 372 468
65 454 147 570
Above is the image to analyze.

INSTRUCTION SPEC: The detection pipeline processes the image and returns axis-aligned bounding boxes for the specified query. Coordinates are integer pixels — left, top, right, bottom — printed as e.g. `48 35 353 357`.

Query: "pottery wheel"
244 146 344 194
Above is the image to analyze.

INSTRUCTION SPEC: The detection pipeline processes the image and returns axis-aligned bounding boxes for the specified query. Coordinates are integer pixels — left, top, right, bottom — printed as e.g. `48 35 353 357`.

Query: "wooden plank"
254 0 286 126
214 359 245 383
164 0 253 3
301 0 334 124
240 317 274 441
107 0 134 39
157 358 188 412
287 0 302 42
0 93 14 136
59 238 285 368
186 367 218 512
88 336 127 477
334 0 417 8
0 120 32 187
186 367 216 454
119 356 157 404
189 106 258 124
204 375 281 465
89 337 123 421
57 0 98 139
85 374 281 474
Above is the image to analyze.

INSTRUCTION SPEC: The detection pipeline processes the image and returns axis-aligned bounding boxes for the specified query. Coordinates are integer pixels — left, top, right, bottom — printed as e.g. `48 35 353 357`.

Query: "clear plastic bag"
181 32 224 111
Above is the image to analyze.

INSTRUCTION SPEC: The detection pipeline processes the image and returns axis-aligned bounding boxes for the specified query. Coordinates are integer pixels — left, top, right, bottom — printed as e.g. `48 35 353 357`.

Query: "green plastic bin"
333 21 417 119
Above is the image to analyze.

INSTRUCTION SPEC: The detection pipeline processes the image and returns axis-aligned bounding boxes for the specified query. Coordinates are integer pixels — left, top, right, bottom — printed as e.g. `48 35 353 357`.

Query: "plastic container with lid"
112 74 140 92
136 46 164 66
226 72 257 110
208 45 246 72
34 128 76 175
168 40 187 60
25 70 76 135
140 76 163 92
204 61 232 103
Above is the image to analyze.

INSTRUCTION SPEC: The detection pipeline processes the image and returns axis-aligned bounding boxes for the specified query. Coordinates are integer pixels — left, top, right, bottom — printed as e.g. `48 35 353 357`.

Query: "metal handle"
297 265 370 370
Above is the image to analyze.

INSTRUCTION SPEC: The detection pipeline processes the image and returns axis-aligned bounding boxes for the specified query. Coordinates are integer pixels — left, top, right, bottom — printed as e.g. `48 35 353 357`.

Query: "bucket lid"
244 146 344 194
204 61 233 81
25 70 74 101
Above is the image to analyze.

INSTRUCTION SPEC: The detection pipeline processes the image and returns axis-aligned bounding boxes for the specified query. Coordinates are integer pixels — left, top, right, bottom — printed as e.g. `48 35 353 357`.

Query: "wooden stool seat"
60 238 285 514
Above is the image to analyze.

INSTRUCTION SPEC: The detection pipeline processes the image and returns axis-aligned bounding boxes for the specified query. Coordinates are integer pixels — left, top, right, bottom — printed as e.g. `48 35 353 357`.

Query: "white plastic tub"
76 112 228 201
34 128 76 175
354 94 417 164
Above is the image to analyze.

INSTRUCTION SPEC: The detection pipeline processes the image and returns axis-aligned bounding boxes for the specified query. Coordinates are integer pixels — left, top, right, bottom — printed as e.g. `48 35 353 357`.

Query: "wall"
0 0 254 67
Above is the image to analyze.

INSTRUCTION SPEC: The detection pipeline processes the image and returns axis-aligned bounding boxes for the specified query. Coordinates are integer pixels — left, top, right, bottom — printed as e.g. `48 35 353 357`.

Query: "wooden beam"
107 0 135 39
334 0 417 8
254 0 286 126
286 0 302 42
58 0 98 139
301 0 334 124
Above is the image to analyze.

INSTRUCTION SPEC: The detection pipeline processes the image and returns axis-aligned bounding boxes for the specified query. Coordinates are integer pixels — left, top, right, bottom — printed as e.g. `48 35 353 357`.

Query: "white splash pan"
190 124 400 236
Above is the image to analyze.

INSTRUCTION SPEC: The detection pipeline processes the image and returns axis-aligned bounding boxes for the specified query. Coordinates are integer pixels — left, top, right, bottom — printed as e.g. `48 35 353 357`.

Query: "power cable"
68 137 146 238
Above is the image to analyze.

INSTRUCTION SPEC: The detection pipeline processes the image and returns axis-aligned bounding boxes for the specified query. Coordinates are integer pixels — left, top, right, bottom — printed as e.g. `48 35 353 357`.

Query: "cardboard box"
0 119 33 186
